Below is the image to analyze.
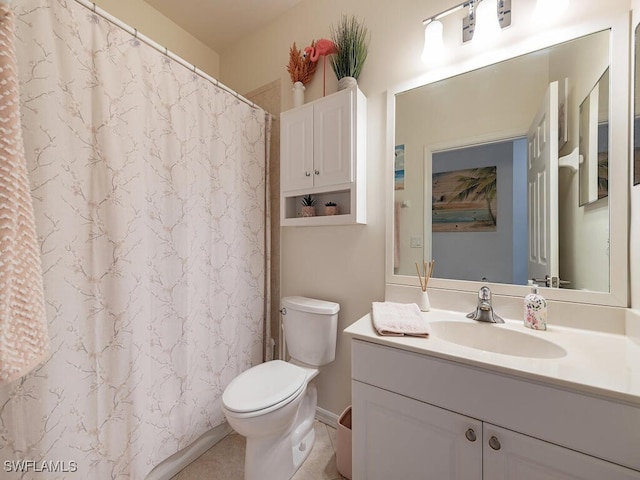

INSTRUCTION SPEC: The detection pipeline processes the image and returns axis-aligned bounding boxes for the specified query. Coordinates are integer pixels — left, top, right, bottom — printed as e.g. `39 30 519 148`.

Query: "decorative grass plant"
301 194 316 206
330 15 369 81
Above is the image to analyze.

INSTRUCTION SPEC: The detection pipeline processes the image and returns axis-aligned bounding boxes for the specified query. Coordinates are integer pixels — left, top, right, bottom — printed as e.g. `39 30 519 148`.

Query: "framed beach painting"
395 144 405 190
432 166 497 232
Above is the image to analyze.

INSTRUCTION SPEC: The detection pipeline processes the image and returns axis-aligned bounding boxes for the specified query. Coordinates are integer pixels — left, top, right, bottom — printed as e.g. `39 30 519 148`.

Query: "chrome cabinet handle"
489 436 501 450
465 428 476 442
305 171 311 177
314 169 320 175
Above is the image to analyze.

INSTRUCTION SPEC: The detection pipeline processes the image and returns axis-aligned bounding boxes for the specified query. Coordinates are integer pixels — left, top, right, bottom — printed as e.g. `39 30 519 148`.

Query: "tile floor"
172 420 348 480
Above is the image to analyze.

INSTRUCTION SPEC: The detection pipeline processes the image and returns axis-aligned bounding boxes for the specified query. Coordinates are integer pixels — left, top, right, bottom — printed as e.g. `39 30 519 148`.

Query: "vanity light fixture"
421 0 512 63
473 0 503 45
421 19 445 63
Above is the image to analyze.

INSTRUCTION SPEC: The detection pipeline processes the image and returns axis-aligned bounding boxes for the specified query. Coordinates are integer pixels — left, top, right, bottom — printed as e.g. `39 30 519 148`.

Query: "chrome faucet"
466 286 504 323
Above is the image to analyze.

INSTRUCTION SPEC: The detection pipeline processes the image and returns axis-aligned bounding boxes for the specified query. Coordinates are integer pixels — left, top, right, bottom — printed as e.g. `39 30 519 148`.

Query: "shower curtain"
0 0 269 478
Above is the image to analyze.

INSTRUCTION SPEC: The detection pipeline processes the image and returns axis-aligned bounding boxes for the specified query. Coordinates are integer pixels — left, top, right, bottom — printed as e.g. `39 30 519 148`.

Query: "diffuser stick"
424 262 428 287
426 260 435 287
415 262 426 291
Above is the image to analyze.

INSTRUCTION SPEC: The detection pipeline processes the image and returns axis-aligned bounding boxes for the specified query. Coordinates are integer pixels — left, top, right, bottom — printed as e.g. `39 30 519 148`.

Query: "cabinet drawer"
352 339 640 471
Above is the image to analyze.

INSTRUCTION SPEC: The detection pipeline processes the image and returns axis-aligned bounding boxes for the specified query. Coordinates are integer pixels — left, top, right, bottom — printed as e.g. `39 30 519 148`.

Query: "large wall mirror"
387 16 629 307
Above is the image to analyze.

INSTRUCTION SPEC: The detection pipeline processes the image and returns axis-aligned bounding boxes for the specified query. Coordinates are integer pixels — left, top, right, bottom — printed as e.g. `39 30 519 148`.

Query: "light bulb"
473 0 501 46
421 20 445 64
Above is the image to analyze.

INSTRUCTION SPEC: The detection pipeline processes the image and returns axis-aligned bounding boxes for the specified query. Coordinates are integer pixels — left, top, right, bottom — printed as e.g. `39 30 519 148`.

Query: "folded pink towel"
371 302 430 338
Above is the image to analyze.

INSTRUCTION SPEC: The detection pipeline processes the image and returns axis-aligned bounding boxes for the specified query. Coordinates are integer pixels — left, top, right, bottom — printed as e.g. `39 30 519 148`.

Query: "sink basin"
429 321 567 359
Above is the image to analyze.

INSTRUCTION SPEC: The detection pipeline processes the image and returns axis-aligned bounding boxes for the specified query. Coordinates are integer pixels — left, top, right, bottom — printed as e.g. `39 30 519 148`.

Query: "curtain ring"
92 2 96 12
134 28 138 39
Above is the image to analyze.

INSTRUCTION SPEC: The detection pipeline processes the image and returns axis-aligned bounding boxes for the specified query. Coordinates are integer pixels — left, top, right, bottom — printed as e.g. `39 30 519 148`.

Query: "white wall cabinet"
351 340 640 480
280 86 366 226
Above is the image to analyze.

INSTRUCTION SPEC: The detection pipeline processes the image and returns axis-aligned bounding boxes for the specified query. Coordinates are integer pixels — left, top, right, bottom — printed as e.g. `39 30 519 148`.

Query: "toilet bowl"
222 296 339 480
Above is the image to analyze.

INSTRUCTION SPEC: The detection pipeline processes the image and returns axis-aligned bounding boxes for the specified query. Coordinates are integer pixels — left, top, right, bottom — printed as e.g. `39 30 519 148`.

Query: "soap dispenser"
524 283 547 330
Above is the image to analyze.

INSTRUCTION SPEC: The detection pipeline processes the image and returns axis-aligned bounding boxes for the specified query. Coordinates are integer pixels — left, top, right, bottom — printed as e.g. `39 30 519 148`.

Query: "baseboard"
145 408 343 479
145 422 234 480
315 406 339 429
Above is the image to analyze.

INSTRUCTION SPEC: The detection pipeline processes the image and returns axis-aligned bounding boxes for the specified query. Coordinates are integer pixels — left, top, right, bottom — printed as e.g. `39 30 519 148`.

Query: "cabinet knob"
305 171 311 177
465 428 477 442
488 436 501 450
314 169 320 175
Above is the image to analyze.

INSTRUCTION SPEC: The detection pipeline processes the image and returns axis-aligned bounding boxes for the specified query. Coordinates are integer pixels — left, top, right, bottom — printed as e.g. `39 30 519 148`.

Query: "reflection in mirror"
579 68 609 206
394 30 611 292
635 23 640 186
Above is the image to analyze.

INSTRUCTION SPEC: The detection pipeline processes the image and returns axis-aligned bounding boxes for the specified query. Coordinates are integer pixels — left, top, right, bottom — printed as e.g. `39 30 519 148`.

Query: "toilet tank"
281 296 340 367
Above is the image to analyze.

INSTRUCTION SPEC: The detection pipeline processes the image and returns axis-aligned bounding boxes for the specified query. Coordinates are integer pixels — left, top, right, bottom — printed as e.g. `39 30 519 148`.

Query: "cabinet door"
281 104 313 192
483 424 640 480
313 89 353 187
352 381 482 480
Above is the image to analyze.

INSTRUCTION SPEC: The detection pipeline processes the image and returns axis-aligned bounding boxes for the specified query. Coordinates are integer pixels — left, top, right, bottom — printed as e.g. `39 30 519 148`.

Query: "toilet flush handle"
279 307 287 316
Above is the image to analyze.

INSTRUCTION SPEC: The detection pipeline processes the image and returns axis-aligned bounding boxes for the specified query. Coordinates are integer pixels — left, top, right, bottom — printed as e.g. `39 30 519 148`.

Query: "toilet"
222 296 340 480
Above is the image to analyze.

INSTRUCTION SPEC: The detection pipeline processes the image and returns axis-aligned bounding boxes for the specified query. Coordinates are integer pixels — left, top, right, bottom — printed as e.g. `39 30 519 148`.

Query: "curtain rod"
72 0 260 111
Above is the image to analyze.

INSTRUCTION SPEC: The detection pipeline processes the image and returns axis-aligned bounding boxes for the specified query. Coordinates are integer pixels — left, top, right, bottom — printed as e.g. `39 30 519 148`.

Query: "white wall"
220 0 634 417
93 0 220 77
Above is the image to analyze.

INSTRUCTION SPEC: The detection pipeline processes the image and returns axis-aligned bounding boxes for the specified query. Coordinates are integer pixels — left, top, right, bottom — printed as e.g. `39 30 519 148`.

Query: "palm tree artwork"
432 166 497 232
597 152 608 200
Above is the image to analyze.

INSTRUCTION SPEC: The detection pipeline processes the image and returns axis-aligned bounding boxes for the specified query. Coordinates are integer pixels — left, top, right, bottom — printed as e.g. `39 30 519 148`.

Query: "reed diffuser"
415 260 434 311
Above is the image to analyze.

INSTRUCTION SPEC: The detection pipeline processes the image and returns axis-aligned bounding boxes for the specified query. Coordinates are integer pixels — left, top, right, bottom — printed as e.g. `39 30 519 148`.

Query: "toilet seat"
223 360 307 416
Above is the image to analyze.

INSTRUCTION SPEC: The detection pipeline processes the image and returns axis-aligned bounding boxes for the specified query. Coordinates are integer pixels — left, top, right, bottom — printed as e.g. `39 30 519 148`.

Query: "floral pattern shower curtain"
0 0 268 478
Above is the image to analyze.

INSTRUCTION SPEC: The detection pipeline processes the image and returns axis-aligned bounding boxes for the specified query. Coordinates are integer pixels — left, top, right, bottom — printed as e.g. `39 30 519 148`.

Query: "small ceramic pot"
301 206 315 217
337 76 357 91
292 81 305 107
418 290 430 312
325 206 339 216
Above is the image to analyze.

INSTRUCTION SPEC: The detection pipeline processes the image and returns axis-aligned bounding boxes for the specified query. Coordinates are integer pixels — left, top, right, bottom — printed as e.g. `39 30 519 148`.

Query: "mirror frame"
633 4 640 187
386 10 629 307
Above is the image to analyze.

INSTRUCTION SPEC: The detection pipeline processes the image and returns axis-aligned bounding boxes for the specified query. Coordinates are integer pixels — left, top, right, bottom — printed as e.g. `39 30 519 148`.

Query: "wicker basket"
336 406 352 479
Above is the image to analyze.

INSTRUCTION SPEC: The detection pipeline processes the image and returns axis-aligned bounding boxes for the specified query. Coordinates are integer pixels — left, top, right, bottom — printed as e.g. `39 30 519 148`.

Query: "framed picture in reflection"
432 166 497 233
395 144 405 190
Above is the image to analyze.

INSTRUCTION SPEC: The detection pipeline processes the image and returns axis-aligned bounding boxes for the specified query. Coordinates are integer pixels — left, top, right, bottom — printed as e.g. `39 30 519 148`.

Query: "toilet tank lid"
282 296 340 315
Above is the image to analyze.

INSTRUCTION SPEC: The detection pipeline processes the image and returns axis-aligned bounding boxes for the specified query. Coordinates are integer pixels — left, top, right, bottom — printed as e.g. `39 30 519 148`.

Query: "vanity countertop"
344 309 640 406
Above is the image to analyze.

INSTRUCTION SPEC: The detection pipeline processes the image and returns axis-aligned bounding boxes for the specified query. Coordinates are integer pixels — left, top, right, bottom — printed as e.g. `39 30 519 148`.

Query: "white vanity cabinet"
483 424 640 480
353 381 482 479
351 339 640 480
280 86 366 226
